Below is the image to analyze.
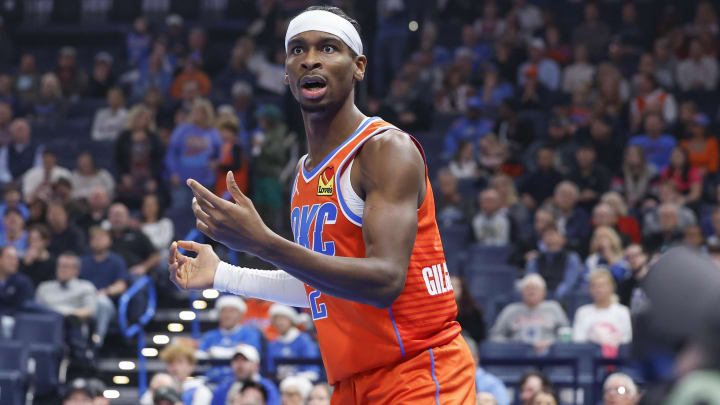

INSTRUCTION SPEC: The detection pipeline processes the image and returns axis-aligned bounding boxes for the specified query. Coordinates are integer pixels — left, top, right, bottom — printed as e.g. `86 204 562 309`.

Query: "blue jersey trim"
429 348 440 405
388 307 405 357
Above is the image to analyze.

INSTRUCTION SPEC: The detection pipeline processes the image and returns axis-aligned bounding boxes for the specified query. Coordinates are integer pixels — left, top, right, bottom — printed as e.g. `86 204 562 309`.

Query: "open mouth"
299 75 327 100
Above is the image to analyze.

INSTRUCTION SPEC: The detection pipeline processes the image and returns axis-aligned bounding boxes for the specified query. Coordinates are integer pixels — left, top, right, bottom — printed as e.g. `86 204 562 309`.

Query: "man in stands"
107 202 159 276
198 295 262 382
0 118 43 183
80 226 128 346
212 344 279 405
525 226 586 300
0 207 27 257
266 304 320 382
490 274 569 354
22 148 72 203
46 201 85 255
36 252 96 321
0 246 33 336
518 371 553 405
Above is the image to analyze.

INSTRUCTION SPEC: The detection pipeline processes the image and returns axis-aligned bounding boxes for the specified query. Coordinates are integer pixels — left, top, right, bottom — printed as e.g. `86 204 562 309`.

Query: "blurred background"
2 0 720 404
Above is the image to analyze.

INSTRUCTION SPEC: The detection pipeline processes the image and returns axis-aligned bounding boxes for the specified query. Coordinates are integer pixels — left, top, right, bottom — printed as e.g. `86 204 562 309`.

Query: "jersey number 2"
309 290 328 320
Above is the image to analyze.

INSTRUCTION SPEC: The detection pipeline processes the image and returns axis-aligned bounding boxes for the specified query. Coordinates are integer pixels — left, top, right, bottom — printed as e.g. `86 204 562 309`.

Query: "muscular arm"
186 130 425 308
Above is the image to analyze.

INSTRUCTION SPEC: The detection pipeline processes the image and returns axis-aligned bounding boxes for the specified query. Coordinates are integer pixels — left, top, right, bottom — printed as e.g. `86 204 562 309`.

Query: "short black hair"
519 370 552 391
4 207 22 218
240 380 268 402
301 5 362 56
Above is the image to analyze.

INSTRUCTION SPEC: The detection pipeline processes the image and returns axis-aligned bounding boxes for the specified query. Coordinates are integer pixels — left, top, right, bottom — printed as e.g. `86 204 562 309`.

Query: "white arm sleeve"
213 262 310 308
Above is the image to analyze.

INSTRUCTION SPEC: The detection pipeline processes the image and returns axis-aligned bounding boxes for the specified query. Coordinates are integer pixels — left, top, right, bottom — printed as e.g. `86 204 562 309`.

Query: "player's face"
285 30 366 114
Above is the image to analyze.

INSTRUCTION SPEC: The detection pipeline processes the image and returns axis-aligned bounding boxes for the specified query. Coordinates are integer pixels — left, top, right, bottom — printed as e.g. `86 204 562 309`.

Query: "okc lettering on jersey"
290 202 338 255
422 262 453 296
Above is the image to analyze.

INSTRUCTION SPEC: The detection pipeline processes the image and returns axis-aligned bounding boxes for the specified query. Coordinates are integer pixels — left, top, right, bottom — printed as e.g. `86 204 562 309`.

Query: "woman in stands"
586 226 625 276
572 270 632 356
140 193 174 263
660 147 702 207
450 275 486 343
680 112 718 174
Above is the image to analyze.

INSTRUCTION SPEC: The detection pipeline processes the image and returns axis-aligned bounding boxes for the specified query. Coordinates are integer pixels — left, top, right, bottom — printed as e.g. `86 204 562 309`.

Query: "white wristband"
213 261 310 308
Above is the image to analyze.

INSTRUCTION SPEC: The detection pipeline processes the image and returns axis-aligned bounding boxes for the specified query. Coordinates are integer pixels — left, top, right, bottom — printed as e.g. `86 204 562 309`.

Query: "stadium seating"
0 340 29 405
12 313 65 397
479 341 536 385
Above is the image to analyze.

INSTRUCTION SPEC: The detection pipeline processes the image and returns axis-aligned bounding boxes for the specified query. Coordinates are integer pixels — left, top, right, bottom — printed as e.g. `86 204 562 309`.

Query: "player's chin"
299 101 331 113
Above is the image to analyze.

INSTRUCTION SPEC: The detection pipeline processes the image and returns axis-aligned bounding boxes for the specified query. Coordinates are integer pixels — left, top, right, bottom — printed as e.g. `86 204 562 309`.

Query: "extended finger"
168 242 178 265
195 220 215 239
226 171 249 204
192 199 214 224
177 240 203 252
187 179 222 207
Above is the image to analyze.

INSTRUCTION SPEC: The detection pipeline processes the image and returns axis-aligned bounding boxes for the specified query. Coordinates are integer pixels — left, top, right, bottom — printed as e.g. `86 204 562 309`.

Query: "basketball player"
168 6 476 404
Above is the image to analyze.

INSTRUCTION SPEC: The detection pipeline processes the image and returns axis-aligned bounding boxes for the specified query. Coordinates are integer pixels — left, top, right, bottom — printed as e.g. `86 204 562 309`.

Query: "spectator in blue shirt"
198 295 262 383
0 184 29 226
211 344 280 405
131 42 174 100
127 17 152 67
80 226 128 346
476 67 513 111
464 334 510 405
517 38 561 92
629 112 676 172
165 98 222 208
0 207 27 258
266 304 320 382
443 96 493 159
526 227 586 300
0 245 33 318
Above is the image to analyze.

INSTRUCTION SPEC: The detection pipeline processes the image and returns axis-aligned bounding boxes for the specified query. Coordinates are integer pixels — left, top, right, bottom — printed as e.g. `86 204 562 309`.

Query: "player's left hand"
187 171 272 254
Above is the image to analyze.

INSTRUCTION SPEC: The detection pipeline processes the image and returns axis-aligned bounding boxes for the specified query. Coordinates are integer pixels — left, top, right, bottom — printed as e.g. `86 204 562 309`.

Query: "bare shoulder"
354 128 425 200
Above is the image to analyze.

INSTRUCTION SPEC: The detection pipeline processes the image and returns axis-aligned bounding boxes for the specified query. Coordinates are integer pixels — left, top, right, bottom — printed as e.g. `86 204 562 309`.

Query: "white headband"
285 10 363 56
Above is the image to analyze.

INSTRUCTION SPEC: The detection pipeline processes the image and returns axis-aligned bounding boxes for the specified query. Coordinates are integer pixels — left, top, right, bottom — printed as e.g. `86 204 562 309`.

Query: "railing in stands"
118 275 157 397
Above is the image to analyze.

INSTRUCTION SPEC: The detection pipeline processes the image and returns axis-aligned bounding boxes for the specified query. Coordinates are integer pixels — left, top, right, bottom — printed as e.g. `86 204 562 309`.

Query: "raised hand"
168 241 220 291
187 172 273 254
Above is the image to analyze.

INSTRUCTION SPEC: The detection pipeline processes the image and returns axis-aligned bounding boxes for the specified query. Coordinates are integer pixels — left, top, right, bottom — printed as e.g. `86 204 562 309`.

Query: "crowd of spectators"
5 0 720 403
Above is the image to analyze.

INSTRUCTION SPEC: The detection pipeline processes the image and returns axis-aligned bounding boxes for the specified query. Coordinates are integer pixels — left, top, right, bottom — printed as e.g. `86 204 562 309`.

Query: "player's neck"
302 96 366 172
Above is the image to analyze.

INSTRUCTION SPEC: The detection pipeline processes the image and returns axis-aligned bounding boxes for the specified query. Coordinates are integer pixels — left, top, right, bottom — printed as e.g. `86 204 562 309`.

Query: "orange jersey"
289 116 461 384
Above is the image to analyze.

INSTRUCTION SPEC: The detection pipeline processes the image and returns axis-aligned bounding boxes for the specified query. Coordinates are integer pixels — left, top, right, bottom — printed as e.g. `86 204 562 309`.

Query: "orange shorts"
331 334 477 404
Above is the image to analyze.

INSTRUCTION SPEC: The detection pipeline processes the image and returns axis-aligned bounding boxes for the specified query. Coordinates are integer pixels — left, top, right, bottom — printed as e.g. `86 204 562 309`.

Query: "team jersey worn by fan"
289 116 461 384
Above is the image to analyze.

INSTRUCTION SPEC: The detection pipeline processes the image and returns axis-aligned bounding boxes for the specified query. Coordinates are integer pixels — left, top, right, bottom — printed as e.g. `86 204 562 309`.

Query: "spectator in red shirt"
660 147 702 206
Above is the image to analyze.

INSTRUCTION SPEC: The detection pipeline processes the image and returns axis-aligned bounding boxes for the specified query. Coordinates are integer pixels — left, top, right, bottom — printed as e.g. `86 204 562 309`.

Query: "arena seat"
0 340 29 405
439 224 470 276
466 265 519 304
479 341 536 384
547 343 602 385
12 313 64 396
468 245 513 266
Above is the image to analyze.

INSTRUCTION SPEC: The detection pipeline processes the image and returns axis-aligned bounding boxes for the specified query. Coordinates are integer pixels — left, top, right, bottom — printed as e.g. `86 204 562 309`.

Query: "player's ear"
353 55 367 82
284 73 289 86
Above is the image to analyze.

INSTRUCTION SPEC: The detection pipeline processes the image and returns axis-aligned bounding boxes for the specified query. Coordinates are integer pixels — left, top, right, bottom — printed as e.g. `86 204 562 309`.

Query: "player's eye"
322 45 337 53
292 47 303 55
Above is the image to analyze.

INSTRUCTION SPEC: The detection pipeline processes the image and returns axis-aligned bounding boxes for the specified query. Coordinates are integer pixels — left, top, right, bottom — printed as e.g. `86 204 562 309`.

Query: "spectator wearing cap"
266 304 320 382
526 226 586 301
0 207 27 257
131 41 174 100
0 118 43 183
517 38 560 92
489 274 569 354
22 148 72 203
279 375 313 405
629 112 676 172
88 52 118 99
165 14 186 58
127 17 152 67
170 56 211 100
562 44 595 95
443 96 494 159
676 39 718 92
55 46 88 98
211 344 280 405
680 113 718 173
197 295 261 376
80 226 128 346
159 344 213 405
602 372 640 405
568 143 612 211
13 53 41 104
63 378 94 405
91 87 128 141
250 105 297 231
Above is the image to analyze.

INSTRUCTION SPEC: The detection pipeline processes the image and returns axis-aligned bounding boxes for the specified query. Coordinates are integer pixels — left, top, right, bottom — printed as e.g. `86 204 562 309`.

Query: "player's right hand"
168 241 220 291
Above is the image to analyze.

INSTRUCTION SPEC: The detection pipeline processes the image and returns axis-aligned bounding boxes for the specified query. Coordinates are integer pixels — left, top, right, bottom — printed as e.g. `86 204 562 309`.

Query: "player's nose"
300 49 322 71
